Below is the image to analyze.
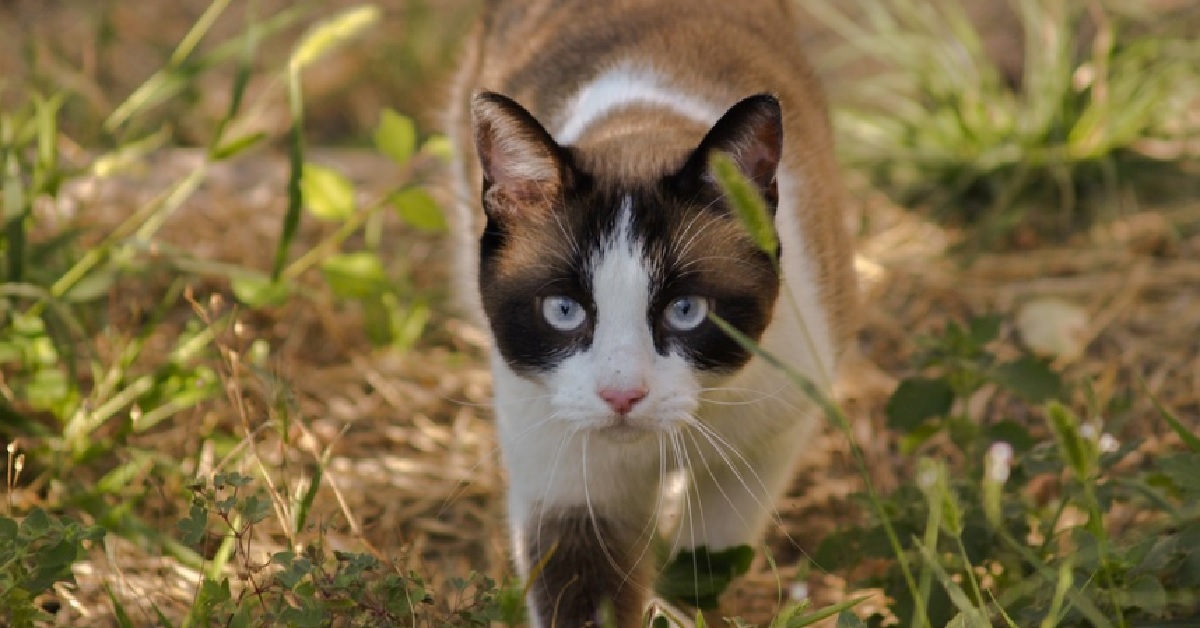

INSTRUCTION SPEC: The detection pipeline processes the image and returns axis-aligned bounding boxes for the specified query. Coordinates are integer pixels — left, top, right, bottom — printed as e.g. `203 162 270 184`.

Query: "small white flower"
986 442 1014 483
1099 433 1119 453
918 466 939 489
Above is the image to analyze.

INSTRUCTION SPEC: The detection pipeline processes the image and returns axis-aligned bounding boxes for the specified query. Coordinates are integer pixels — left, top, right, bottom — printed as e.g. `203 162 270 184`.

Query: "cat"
444 0 856 625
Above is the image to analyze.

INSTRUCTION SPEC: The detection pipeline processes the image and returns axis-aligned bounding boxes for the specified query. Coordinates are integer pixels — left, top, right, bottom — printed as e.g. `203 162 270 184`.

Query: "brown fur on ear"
685 93 784 210
471 92 570 222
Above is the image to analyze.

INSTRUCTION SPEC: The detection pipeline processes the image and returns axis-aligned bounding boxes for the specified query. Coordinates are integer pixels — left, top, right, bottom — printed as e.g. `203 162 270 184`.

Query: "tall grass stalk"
710 150 929 624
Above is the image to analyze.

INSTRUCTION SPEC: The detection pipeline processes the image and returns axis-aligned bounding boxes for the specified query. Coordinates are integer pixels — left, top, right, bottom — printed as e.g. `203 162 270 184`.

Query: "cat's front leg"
515 504 652 627
502 425 662 627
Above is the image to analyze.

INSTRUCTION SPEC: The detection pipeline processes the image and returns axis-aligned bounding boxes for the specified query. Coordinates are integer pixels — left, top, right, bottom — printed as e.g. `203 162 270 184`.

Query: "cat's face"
472 93 783 439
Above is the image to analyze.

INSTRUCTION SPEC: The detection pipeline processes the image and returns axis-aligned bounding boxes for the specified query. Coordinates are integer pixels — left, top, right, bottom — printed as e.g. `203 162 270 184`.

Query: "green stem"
1080 478 1127 628
708 316 929 626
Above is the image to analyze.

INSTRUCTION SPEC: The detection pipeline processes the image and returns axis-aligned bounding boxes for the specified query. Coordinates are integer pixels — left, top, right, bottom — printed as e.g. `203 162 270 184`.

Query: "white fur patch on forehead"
554 62 724 146
590 196 652 351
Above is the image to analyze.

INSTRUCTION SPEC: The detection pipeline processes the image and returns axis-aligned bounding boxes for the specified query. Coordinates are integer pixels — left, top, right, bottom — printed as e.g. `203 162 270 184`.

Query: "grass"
2 0 1199 626
812 0 1200 246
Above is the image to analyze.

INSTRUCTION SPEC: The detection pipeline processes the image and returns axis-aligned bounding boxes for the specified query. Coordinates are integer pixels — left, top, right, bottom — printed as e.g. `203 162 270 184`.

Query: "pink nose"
598 387 648 415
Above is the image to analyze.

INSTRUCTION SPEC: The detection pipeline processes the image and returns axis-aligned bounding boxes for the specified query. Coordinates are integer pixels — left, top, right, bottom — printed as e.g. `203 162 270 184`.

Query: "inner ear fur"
471 92 570 223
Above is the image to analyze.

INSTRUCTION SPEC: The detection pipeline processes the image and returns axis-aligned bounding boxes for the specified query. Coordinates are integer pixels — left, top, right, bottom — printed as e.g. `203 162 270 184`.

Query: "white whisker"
536 420 579 554
684 418 785 532
673 429 706 602
681 427 750 528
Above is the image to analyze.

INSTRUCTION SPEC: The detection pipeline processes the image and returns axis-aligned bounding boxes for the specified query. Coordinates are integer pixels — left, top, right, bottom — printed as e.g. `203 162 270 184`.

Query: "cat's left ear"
471 92 569 223
679 93 783 211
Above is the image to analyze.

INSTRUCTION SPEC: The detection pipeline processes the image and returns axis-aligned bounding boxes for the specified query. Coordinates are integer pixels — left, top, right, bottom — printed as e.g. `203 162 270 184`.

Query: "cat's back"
471 0 821 119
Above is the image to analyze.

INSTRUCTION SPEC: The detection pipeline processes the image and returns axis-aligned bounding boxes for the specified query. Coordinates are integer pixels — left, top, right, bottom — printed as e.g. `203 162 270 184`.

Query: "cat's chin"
594 423 656 444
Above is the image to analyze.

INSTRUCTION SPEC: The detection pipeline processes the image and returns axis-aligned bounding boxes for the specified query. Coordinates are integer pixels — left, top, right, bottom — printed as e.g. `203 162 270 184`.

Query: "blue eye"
542 296 587 331
664 296 709 331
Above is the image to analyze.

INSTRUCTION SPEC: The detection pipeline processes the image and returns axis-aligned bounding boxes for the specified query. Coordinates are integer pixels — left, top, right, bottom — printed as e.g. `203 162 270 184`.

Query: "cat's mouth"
595 420 655 443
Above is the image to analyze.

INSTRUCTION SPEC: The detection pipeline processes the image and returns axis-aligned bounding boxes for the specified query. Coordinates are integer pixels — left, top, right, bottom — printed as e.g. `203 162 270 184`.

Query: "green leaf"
885 377 955 431
0 516 18 540
24 368 70 411
230 274 292 308
967 314 1002 346
320 252 388 299
708 152 778 257
374 109 417 165
301 162 356 221
178 504 209 545
985 420 1037 452
61 266 117 303
238 494 272 524
391 187 446 232
898 422 943 454
18 508 52 538
421 134 455 162
186 576 232 626
1127 575 1168 616
992 356 1062 402
656 544 754 610
1159 454 1200 493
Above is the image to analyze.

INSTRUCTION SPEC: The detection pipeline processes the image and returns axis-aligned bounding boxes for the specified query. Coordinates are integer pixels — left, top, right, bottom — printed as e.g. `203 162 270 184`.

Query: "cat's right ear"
471 92 569 223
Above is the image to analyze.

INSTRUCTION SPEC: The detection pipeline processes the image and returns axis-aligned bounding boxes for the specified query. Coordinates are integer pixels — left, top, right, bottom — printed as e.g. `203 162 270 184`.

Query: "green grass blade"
208 1 262 158
105 7 306 132
168 0 234 67
271 72 305 282
914 539 989 627
780 596 869 627
104 583 135 628
292 445 327 535
3 149 27 284
1140 375 1200 452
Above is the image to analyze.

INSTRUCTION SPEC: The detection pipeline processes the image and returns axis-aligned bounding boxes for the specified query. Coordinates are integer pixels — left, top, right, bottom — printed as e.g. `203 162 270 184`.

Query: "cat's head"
471 92 783 439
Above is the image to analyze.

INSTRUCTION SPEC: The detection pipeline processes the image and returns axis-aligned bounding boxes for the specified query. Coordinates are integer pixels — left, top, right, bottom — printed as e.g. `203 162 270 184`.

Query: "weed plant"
813 0 1200 244
1 2 473 625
